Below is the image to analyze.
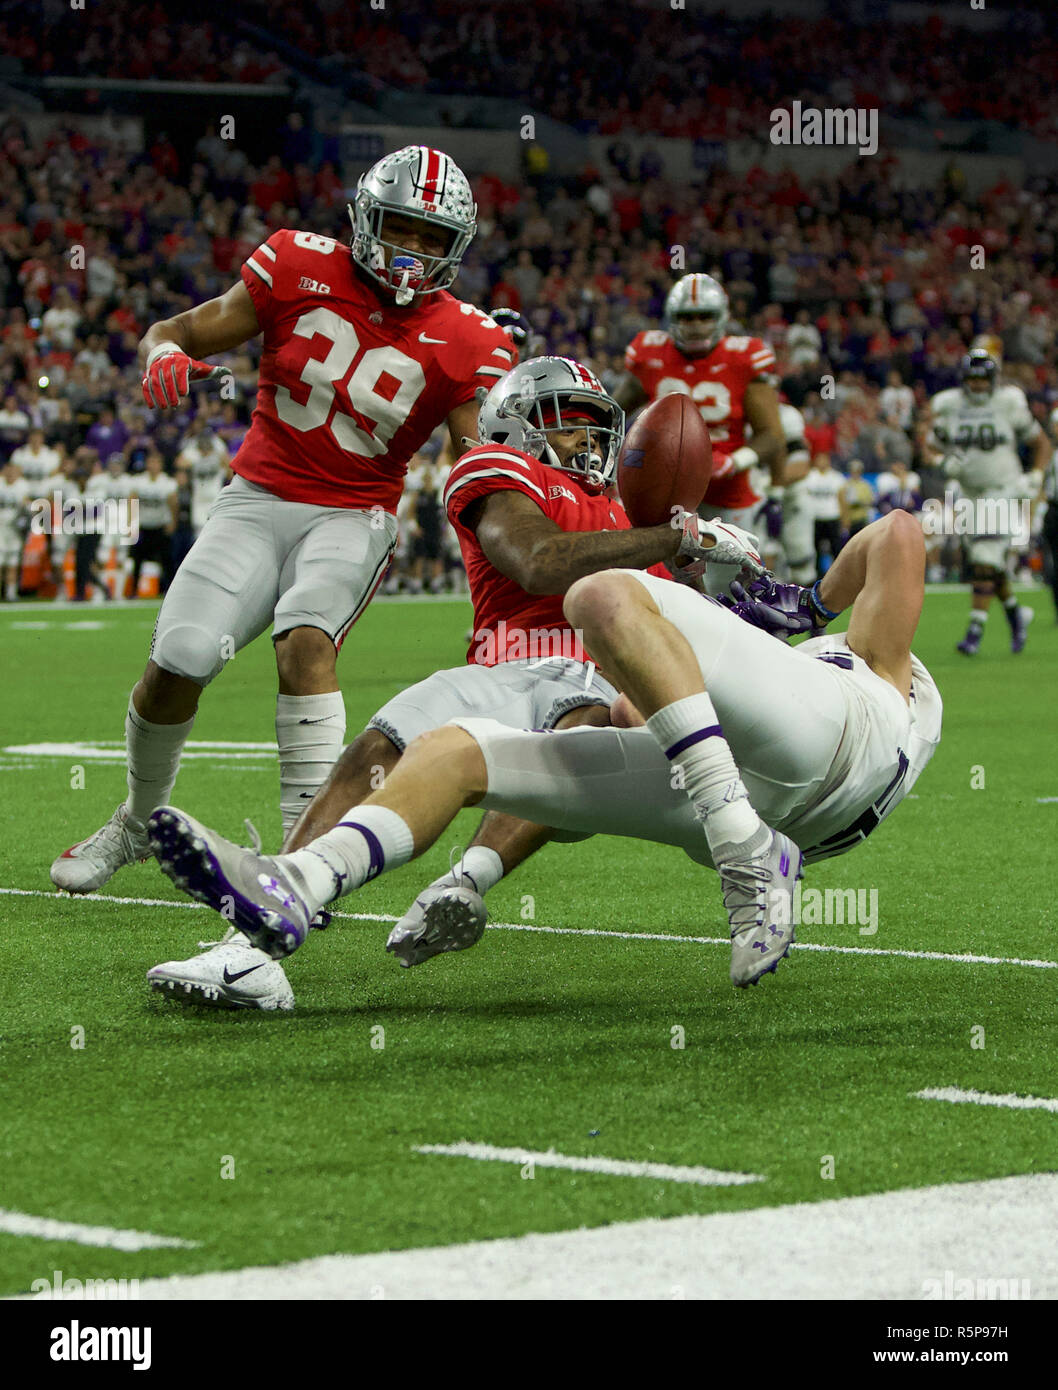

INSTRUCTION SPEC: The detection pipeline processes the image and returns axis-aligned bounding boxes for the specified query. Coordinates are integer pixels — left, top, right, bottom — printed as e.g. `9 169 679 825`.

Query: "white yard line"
913 1087 1058 1115
0 593 468 616
415 1141 763 1186
0 1209 198 1251
2 886 1056 971
25 1173 1055 1300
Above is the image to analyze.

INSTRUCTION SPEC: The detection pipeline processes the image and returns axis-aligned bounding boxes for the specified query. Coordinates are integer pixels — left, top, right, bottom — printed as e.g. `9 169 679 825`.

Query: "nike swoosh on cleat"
223 964 267 983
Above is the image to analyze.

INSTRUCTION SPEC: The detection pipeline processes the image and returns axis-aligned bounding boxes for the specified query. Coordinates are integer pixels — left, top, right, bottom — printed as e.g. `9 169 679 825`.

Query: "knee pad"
150 621 223 686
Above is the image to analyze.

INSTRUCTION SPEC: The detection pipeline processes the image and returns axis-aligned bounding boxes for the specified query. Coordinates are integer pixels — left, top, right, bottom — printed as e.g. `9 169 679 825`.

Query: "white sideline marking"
2 886 1056 971
4 740 276 761
415 1141 763 1187
33 1174 1057 1300
914 1087 1058 1115
10 620 106 631
0 1208 198 1251
1036 798 1058 804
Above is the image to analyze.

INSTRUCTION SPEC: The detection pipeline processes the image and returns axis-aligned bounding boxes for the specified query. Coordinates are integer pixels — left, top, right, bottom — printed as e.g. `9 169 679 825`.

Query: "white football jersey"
929 384 1039 495
129 472 177 529
85 470 132 504
0 475 30 531
804 466 844 521
178 431 230 482
10 444 60 482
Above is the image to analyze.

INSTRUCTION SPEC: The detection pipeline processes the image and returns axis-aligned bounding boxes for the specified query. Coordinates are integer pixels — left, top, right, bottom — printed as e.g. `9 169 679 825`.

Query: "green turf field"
1 590 1056 1296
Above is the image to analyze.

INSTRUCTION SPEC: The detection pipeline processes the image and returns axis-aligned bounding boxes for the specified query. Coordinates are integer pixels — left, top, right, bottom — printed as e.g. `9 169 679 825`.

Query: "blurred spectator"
806 453 848 577
844 460 876 539
786 310 822 368
875 460 924 516
879 370 915 432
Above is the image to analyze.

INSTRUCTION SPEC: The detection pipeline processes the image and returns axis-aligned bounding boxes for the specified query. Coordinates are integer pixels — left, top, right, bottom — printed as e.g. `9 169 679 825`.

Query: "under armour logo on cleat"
259 875 296 909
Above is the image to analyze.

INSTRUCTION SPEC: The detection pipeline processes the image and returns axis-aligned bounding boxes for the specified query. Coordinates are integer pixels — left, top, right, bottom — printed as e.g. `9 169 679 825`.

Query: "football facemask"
478 358 624 492
665 274 729 355
959 349 998 398
349 146 476 306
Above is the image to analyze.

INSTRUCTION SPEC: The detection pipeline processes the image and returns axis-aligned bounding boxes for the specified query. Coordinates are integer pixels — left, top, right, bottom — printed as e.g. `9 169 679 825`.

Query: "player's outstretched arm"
139 280 261 369
742 383 787 486
469 489 680 594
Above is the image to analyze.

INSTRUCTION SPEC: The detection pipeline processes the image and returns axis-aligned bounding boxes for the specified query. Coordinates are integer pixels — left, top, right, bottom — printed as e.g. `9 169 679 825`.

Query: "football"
617 393 712 527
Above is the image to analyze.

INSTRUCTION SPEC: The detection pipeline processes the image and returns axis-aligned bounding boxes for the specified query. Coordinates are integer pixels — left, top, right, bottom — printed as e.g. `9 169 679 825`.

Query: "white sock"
429 845 504 896
969 609 988 626
125 698 196 828
645 692 762 855
275 692 346 836
278 804 415 909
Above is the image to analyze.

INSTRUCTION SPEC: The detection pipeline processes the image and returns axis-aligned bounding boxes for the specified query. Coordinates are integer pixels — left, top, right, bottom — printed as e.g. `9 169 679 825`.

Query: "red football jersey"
444 444 671 666
624 330 777 509
237 229 517 509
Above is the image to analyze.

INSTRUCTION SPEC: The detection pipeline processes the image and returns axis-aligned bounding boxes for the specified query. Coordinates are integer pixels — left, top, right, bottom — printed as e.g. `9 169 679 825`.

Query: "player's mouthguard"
391 254 425 305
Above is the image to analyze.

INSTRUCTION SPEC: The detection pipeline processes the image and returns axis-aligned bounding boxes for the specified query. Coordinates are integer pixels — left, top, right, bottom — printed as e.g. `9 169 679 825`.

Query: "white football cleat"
718 825 804 988
386 882 487 968
51 803 152 893
148 931 294 1012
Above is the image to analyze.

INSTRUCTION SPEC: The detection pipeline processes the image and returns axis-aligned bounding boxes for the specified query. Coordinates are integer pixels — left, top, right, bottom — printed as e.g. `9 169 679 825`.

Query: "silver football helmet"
959 347 998 398
349 145 477 305
477 356 625 492
665 273 729 356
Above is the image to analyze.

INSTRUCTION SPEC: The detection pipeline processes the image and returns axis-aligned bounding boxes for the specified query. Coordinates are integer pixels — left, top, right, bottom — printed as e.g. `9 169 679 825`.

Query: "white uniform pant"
452 571 931 866
149 476 396 685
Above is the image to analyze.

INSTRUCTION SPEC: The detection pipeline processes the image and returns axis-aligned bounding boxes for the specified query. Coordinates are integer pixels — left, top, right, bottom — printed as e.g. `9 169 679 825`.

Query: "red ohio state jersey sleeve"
443 443 546 524
446 308 519 408
623 329 653 377
240 230 291 334
745 336 778 385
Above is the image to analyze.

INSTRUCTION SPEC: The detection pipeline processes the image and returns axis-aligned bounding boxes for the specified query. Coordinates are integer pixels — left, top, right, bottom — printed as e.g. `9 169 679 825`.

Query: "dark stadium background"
2 0 1057 600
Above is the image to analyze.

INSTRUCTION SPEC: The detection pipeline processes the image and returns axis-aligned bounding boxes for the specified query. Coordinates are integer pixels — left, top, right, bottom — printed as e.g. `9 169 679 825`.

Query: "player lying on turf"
147 355 764 1008
148 508 942 989
50 145 515 894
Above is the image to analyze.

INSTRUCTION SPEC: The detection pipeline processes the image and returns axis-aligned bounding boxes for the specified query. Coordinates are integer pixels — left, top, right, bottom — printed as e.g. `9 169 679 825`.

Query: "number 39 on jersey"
237 228 515 511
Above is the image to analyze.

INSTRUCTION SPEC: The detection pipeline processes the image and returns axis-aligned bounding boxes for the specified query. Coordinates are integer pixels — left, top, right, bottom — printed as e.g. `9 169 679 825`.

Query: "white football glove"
671 509 765 581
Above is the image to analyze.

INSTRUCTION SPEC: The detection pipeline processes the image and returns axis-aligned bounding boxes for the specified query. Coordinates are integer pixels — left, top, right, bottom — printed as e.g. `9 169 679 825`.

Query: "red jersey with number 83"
237 229 516 509
623 330 777 509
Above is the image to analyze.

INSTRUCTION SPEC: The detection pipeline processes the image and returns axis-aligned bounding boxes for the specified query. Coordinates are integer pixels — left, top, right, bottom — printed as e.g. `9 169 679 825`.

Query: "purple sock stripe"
665 724 724 759
337 820 385 881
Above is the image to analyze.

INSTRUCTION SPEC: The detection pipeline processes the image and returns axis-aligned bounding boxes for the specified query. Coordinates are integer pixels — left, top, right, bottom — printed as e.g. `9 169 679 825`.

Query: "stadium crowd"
11 2 1058 143
1 101 1056 599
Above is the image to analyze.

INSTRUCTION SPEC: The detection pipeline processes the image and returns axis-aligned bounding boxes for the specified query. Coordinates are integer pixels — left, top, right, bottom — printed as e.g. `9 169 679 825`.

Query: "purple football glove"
719 576 832 642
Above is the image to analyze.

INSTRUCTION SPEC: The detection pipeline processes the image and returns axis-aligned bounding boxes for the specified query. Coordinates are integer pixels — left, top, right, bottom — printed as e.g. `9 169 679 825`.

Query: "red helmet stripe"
419 147 442 203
